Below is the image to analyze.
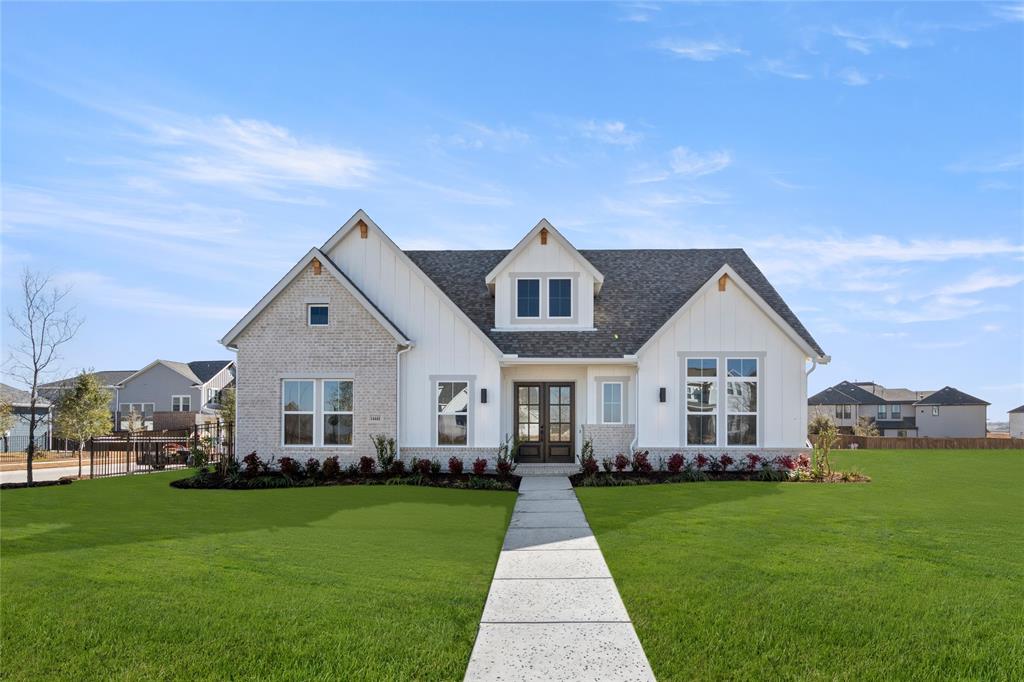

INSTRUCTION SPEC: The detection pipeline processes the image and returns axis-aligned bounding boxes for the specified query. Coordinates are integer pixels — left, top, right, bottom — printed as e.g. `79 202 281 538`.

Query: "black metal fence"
1 434 55 464
88 421 234 479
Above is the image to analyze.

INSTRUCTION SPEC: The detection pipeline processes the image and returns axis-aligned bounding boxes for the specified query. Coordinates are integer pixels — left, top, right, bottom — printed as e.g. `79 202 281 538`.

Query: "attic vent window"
540 227 548 245
718 274 728 292
357 219 368 239
311 258 322 275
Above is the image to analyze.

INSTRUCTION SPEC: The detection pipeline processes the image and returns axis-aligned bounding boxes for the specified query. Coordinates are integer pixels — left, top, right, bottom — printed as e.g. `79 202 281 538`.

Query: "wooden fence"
820 434 1024 450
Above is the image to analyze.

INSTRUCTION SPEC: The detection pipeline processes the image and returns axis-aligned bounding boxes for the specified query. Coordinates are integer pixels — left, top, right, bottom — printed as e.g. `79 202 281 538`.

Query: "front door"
514 382 574 463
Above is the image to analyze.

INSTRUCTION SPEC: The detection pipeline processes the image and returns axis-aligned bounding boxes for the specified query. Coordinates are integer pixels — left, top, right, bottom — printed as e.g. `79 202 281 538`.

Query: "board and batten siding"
492 236 595 329
637 278 809 449
324 228 502 448
118 364 199 413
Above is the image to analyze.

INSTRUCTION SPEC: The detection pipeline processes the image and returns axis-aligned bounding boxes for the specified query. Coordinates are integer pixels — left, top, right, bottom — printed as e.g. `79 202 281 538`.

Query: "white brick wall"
234 264 398 465
581 423 635 458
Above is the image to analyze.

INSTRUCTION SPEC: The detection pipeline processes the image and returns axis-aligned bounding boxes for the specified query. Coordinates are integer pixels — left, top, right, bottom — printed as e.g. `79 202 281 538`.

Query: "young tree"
218 386 236 424
5 270 82 484
54 371 112 477
0 400 13 453
853 416 880 437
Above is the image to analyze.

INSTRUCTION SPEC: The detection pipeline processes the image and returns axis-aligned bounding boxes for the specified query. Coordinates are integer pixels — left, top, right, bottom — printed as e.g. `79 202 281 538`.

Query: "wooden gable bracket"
540 227 548 245
357 219 368 239
311 257 322 275
718 273 728 292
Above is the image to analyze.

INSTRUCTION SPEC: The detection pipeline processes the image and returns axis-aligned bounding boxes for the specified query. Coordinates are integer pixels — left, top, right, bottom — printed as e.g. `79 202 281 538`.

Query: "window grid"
322 380 354 446
436 381 469 446
601 382 623 424
548 278 572 318
516 279 540 318
685 358 718 446
308 304 329 326
725 358 758 446
172 395 191 412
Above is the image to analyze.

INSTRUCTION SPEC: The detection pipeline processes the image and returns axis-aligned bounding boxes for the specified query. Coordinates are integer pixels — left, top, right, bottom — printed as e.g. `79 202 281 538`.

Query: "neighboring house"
38 370 136 424
1010 405 1024 439
0 382 52 451
113 360 235 431
221 210 828 466
809 381 989 437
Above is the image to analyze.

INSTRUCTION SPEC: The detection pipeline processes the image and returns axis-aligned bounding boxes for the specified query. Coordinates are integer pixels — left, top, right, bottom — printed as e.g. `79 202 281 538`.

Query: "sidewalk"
464 475 655 681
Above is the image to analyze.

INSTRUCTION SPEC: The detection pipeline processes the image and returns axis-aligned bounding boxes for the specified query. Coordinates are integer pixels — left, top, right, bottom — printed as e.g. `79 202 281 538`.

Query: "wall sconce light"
659 387 667 403
481 388 488 404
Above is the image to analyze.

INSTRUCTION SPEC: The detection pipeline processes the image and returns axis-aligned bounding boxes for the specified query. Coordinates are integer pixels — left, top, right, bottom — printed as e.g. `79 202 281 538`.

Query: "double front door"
514 382 574 463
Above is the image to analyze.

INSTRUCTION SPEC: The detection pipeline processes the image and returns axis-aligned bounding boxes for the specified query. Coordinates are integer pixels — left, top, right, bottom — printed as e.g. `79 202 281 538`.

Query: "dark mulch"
171 470 521 491
1 477 76 490
569 470 870 487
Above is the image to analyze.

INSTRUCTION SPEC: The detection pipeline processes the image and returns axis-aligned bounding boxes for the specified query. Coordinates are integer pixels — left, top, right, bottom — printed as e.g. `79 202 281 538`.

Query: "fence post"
89 437 95 479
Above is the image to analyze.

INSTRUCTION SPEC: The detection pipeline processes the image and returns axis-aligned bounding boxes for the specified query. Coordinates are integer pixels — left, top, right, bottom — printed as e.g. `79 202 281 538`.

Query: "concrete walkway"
465 475 655 681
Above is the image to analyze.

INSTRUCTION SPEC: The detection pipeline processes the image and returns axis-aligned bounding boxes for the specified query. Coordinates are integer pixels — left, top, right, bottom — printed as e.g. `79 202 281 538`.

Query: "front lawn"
576 450 1024 681
1 472 516 680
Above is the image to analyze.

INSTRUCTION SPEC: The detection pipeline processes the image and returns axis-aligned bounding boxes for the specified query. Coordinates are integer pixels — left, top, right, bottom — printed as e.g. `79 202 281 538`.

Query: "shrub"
448 457 464 475
578 438 598 476
304 457 321 479
389 460 407 476
358 456 376 475
278 456 301 478
630 450 653 473
694 453 709 470
496 458 515 478
495 434 517 478
775 454 796 471
429 459 442 475
371 434 397 473
719 454 734 471
613 453 629 472
744 453 761 472
472 458 488 475
242 452 262 478
601 457 614 473
808 413 835 436
322 456 340 479
667 453 685 473
344 462 360 477
415 458 432 475
796 453 811 470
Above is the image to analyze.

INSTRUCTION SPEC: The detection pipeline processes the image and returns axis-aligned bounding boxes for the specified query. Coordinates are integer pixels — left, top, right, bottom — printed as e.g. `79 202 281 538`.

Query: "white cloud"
936 270 1024 295
991 4 1024 22
436 122 531 151
579 120 643 146
831 25 912 51
911 339 970 350
946 153 1023 173
620 2 660 23
669 147 732 176
758 59 812 80
838 67 870 86
844 294 999 324
655 39 746 62
982 324 1003 333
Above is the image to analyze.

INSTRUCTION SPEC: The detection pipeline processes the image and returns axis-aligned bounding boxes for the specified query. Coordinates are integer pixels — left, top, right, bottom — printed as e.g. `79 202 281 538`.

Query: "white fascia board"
499 356 638 366
484 219 605 291
634 264 827 363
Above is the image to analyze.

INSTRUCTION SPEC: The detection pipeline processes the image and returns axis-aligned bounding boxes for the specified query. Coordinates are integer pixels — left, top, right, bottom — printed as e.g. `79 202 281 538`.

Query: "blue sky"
2 2 1022 416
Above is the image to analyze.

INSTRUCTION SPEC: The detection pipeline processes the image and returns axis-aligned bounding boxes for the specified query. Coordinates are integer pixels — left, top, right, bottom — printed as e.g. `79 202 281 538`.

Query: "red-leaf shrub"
796 453 811 470
695 453 709 470
580 455 599 476
389 460 407 476
242 452 262 478
472 458 488 475
358 456 377 475
718 454 734 471
322 456 340 479
745 453 761 472
631 450 653 473
448 457 464 475
415 458 432 475
667 453 685 473
304 457 321 479
278 457 300 477
496 457 514 478
613 453 629 472
775 454 796 470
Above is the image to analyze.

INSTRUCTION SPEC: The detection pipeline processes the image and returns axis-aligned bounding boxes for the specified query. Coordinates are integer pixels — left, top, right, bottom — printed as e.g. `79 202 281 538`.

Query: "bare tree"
5 270 82 484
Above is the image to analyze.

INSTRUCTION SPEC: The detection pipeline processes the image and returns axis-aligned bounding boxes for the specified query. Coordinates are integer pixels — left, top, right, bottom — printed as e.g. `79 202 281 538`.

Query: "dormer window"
516 279 540 318
548 278 572 318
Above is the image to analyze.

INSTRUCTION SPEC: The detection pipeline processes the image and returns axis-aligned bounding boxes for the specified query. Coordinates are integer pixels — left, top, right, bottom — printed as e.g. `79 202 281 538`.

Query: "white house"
221 211 828 467
1007 405 1023 439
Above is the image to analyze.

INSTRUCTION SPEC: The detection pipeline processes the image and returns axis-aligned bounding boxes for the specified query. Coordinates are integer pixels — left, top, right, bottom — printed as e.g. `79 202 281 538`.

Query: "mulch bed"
569 471 870 487
1 477 76 490
171 471 522 491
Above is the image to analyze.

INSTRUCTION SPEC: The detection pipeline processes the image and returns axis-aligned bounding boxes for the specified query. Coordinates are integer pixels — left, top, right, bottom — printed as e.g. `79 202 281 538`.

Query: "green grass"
1 472 516 681
576 450 1024 681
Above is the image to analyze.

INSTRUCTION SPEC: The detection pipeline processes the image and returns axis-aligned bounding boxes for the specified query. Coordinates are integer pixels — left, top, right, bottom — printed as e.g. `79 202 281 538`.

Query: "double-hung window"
891 404 902 419
282 379 353 447
726 358 758 446
436 381 469 445
877 405 886 420
548 278 572 318
119 403 154 431
835 404 851 419
932 406 940 416
516 279 540 318
685 359 718 445
601 382 623 424
172 395 191 412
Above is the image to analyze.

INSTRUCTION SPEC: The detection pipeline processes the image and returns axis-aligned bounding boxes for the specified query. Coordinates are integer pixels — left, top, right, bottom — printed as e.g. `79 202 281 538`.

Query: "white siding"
324 228 501 448
637 279 809 449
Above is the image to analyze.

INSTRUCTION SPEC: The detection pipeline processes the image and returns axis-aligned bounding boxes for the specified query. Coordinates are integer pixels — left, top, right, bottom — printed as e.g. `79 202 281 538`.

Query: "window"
877 405 886 420
601 382 623 424
282 380 314 445
548 278 572 318
932 406 940 416
206 387 223 405
436 381 469 445
172 395 191 412
726 358 758 446
835 404 851 419
322 380 353 445
308 304 329 326
516 279 540 318
897 430 907 437
686 358 717 445
119 403 154 431
891 404 902 419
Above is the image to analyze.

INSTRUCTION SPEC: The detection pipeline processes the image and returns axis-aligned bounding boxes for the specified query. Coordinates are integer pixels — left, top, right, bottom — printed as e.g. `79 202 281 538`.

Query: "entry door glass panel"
548 385 572 442
517 385 541 441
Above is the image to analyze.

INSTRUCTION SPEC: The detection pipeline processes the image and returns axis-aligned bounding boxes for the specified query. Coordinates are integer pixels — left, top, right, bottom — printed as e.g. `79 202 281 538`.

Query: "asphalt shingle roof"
1010 405 1024 414
808 381 887 405
404 248 824 359
914 386 990 406
0 382 51 407
38 370 136 390
187 360 234 383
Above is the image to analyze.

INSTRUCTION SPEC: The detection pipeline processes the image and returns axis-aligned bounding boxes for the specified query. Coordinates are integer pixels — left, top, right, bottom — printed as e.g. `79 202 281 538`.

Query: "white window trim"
684 357 718 447
932 406 940 416
600 381 624 424
307 303 329 327
118 403 155 431
281 379 354 448
680 352 764 448
548 277 573 319
725 357 759 447
514 278 541 319
891 404 902 418
172 395 192 412
431 375 475 447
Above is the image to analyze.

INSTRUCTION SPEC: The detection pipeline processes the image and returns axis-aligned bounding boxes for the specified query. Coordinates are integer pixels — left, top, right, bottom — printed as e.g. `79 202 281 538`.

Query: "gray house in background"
809 380 989 438
114 360 235 431
38 370 135 414
0 382 52 451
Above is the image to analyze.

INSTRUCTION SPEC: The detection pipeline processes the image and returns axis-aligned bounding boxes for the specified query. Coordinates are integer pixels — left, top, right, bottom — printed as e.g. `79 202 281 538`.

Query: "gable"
484 219 604 292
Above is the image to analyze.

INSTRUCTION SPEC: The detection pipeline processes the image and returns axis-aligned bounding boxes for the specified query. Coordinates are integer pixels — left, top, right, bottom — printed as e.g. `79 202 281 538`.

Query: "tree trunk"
26 401 36 486
78 441 84 478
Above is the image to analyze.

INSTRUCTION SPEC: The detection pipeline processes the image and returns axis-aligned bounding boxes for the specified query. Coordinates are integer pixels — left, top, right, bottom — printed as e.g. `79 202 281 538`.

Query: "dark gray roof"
404 248 824 359
1010 405 1024 414
0 382 51 408
808 381 886 406
38 370 135 390
187 361 234 383
914 386 990 407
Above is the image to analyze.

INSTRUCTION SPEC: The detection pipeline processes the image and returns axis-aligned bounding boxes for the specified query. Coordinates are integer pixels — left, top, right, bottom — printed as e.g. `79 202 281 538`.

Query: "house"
38 370 136 418
1010 405 1024 439
221 211 827 467
0 383 52 451
112 360 235 431
809 381 990 437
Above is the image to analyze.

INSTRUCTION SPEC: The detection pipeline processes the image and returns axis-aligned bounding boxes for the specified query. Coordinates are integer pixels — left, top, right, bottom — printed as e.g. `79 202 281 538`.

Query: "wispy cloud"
990 4 1024 23
838 67 871 86
911 339 969 350
669 147 732 176
946 152 1023 173
831 25 912 52
936 270 1024 295
579 120 643 146
619 2 660 23
433 122 531 151
655 39 746 62
758 58 812 81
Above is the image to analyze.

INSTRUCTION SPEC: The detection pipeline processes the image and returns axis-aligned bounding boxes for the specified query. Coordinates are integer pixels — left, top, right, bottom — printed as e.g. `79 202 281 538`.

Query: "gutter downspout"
624 354 640 453
395 344 413 461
